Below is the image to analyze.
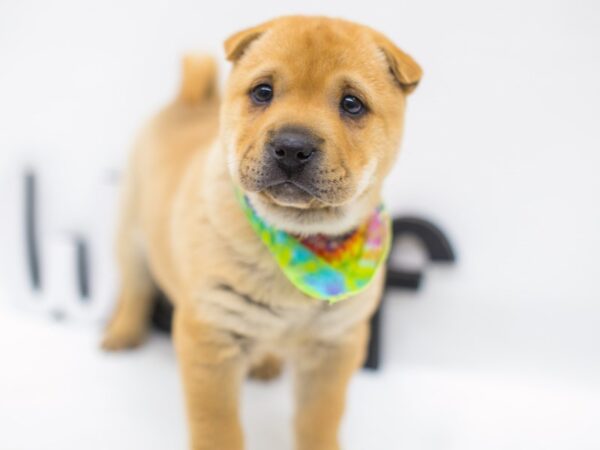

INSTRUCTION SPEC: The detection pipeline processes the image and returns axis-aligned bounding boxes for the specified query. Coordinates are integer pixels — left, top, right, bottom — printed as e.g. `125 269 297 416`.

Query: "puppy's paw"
101 322 147 351
248 354 283 381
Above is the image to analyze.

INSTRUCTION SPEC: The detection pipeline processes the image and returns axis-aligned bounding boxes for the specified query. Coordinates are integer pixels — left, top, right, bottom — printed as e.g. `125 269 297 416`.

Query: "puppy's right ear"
224 23 269 62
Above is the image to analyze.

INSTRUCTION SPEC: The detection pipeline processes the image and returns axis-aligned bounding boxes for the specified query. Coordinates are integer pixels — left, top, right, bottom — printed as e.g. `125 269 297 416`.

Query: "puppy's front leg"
293 322 369 450
174 307 245 450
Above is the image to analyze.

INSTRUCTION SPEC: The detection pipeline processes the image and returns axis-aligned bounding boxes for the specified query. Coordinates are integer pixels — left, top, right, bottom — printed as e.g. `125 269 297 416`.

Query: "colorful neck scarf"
237 191 392 303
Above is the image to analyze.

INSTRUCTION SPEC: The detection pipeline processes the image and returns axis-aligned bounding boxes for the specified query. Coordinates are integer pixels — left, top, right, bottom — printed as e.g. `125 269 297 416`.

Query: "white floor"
2 296 599 450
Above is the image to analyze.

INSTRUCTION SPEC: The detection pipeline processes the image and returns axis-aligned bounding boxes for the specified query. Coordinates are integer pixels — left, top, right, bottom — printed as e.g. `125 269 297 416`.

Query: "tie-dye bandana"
236 191 392 303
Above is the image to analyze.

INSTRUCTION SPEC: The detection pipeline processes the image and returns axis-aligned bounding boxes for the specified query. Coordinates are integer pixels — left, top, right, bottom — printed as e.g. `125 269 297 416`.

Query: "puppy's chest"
195 244 380 344
182 202 382 344
200 254 320 335
199 261 377 349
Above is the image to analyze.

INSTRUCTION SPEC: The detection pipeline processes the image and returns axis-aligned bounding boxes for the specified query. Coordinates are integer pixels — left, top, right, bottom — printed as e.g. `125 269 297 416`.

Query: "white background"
0 0 599 449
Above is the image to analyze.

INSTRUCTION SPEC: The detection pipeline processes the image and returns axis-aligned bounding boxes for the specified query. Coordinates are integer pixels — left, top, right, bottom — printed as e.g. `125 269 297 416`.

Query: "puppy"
102 16 421 450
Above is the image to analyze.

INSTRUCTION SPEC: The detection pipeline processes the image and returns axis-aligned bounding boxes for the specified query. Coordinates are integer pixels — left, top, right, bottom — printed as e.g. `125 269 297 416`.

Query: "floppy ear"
373 33 423 94
224 23 269 62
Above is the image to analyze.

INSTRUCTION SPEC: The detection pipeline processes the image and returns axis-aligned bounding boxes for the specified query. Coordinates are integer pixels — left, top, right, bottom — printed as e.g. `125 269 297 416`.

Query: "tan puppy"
102 16 421 450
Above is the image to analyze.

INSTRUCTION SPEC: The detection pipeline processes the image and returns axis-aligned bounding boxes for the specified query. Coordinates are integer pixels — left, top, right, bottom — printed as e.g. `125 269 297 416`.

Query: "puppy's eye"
340 95 365 116
250 84 274 104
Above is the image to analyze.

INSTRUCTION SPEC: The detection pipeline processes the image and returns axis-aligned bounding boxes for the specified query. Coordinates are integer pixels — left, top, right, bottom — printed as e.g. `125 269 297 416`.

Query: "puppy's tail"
177 53 218 104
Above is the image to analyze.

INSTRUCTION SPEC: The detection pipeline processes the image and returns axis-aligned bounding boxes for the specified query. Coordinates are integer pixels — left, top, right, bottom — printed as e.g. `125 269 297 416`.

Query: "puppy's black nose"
270 128 317 173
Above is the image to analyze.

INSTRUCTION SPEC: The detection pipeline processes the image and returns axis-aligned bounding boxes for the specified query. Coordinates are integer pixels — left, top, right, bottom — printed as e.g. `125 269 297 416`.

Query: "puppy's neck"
244 189 381 237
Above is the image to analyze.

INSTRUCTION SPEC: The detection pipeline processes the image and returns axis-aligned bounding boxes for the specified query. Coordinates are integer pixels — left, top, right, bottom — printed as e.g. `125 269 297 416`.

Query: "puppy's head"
221 16 421 235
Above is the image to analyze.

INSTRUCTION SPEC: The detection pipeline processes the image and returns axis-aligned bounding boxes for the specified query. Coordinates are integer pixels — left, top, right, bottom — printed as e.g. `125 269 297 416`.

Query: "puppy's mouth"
263 181 320 209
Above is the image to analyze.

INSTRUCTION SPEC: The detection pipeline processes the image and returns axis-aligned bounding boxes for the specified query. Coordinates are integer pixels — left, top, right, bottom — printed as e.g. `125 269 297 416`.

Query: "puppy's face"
221 16 421 235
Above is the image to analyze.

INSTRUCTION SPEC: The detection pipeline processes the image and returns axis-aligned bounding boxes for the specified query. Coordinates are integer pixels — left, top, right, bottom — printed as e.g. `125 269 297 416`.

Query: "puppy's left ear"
224 23 269 62
372 33 423 94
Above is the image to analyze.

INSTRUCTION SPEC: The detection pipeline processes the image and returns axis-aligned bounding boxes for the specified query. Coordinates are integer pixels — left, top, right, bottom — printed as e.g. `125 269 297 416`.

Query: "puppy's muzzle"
268 127 319 176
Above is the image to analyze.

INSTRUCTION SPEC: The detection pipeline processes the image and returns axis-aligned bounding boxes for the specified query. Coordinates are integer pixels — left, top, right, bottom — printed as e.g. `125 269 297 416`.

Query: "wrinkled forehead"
232 23 390 96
